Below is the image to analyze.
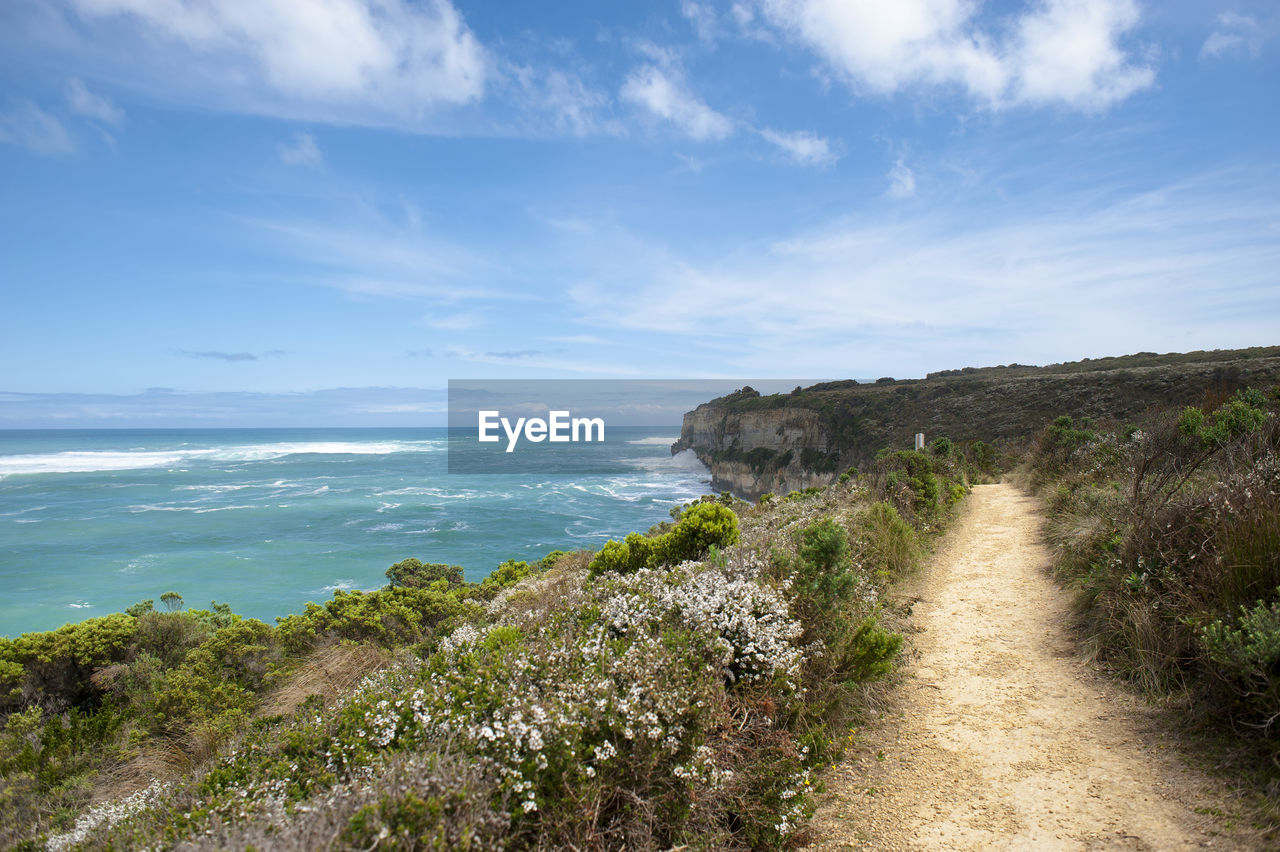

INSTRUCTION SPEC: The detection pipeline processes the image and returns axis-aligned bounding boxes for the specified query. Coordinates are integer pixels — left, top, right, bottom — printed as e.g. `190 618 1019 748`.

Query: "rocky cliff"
672 347 1280 499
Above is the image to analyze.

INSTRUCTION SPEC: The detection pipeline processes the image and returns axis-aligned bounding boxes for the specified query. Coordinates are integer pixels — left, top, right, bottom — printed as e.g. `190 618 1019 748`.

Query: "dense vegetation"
1024 385 1280 814
0 444 981 850
676 347 1280 477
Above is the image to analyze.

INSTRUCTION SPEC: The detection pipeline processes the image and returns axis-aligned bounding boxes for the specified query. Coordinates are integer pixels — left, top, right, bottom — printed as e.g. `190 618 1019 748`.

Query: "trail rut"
803 483 1257 851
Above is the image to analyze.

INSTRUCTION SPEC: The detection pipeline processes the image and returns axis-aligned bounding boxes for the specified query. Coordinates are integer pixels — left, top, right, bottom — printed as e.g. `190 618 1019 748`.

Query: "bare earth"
803 483 1259 851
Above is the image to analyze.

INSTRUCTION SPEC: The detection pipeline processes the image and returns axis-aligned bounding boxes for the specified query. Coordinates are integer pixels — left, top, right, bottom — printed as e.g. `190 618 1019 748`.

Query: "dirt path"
804 483 1257 851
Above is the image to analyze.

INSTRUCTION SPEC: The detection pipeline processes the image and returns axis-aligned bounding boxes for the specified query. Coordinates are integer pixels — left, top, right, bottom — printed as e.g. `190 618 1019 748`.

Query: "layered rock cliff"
673 347 1280 500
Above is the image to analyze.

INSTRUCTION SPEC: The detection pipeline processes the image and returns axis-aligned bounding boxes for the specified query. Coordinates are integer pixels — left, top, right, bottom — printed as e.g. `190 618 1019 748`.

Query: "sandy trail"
804 483 1255 851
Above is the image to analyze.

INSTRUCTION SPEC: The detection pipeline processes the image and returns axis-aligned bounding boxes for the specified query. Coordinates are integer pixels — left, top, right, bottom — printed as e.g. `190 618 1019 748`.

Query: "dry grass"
92 643 393 806
94 733 194 803
258 642 393 719
484 551 592 628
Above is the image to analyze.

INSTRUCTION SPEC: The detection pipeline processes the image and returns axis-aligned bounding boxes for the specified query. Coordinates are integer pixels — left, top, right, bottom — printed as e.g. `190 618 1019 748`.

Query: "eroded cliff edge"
672 347 1280 500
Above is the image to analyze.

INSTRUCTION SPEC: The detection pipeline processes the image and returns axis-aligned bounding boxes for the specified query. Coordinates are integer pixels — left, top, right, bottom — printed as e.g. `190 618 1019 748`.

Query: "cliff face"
672 406 837 498
673 347 1280 500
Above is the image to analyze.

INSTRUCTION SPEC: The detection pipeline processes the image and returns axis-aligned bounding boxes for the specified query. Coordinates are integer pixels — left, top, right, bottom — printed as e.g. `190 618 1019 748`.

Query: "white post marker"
915 433 925 451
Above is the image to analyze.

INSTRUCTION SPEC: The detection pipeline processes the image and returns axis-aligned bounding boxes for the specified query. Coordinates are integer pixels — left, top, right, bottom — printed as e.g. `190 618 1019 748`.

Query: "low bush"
384 558 464 590
1201 592 1280 731
589 502 740 577
1027 385 1280 802
276 587 477 653
880 450 942 516
861 501 921 576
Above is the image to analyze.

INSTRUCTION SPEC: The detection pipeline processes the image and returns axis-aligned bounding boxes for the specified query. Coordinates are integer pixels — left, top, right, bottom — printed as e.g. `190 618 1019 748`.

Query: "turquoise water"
0 428 710 637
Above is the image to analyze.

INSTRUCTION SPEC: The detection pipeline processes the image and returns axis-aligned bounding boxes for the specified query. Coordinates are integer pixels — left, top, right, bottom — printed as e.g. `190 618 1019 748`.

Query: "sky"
1 0 1277 426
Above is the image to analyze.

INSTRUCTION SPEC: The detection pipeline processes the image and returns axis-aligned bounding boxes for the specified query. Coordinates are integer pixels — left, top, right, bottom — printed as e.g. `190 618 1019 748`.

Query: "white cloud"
443 346 645 375
564 172 1280 375
682 1 720 43
621 64 734 141
1010 0 1153 109
886 158 916 198
423 312 485 331
545 334 608 345
510 66 617 137
760 127 838 166
1201 13 1266 60
758 0 1154 111
66 77 123 124
278 131 322 168
63 0 486 123
0 101 75 155
248 210 533 312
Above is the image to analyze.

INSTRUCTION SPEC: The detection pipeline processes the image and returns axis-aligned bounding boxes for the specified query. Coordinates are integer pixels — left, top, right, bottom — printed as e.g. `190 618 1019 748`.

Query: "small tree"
385 558 464 589
160 591 184 612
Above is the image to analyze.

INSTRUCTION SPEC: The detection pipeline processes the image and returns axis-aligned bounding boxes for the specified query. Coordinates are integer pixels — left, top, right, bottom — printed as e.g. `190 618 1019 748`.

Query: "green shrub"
385 558 464 590
1179 390 1268 449
1201 591 1280 732
884 450 941 515
665 502 740 561
585 539 636 576
589 501 739 576
1 614 139 712
131 611 213 669
143 620 280 740
968 440 997 474
833 617 902 685
791 518 855 621
862 502 920 575
276 588 474 653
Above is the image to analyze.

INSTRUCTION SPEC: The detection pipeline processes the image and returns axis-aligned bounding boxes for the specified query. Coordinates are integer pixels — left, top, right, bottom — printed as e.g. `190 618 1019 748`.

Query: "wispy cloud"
66 78 123 125
565 169 1280 375
681 1 721 43
250 213 523 309
0 100 74 155
759 127 839 166
545 334 608 345
507 65 619 137
1201 13 1268 60
278 131 322 168
621 64 733 141
444 346 647 375
622 57 835 167
406 348 434 358
422 311 485 331
757 0 1154 111
886 157 916 198
178 349 286 362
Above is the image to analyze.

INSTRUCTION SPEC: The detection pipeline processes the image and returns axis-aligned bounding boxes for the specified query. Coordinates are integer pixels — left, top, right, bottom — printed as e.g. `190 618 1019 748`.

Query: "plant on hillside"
1028 384 1280 773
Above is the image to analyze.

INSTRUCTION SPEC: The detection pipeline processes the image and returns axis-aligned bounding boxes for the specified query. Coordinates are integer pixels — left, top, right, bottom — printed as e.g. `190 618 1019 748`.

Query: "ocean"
0 428 712 638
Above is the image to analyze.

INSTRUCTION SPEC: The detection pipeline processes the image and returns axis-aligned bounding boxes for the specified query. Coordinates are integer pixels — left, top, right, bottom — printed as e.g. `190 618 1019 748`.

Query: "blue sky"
1 1 1277 425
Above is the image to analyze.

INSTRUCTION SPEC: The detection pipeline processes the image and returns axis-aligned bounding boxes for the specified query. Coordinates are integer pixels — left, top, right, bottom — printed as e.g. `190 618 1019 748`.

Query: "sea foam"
0 440 443 476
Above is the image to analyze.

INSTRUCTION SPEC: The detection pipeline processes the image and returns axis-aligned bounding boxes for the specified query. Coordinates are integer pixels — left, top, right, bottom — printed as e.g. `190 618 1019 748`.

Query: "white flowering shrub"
44 781 164 852
600 564 802 686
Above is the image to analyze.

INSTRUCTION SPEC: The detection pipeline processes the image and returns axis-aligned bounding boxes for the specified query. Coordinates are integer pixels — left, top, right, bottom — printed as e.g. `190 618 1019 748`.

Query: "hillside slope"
673 346 1280 499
